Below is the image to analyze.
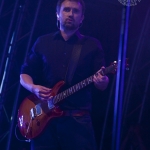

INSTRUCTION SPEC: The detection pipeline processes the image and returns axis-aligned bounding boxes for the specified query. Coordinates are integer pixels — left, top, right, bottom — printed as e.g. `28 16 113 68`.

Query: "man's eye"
64 8 70 12
73 9 79 13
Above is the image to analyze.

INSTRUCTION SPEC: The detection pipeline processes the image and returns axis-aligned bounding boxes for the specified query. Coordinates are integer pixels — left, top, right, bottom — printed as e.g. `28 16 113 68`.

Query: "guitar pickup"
30 104 42 119
48 97 55 109
35 104 42 116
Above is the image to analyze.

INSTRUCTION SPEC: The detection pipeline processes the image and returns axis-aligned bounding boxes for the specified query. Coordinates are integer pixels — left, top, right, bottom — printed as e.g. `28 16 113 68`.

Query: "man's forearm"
20 74 35 93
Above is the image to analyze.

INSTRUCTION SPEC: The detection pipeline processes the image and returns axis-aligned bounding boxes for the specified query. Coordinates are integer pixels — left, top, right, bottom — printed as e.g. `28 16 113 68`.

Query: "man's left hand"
93 67 109 91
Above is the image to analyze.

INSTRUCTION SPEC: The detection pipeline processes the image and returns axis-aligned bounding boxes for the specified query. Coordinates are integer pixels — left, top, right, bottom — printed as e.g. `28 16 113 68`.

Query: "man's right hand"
20 74 51 101
31 85 52 101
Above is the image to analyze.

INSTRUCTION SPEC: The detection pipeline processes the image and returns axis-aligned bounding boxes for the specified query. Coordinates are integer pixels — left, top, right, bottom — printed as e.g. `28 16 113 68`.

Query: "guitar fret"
75 84 77 91
66 89 69 97
85 79 88 85
78 84 80 89
89 77 92 82
72 86 75 92
69 87 72 95
66 89 69 96
81 81 84 87
82 81 84 86
53 96 56 104
63 92 66 99
73 86 75 93
87 78 89 84
71 87 73 93
75 85 77 91
74 85 77 92
63 91 66 98
55 94 59 103
59 94 62 101
84 80 86 85
75 85 77 92
72 86 74 94
82 80 85 86
54 95 58 103
77 83 80 90
56 94 59 102
62 92 64 99
61 93 64 100
78 84 80 90
85 80 87 85
68 89 71 96
75 84 78 91
67 90 69 97
72 87 74 93
59 93 63 101
74 85 76 92
66 89 69 95
71 87 74 94
58 94 61 102
80 82 83 88
65 90 68 97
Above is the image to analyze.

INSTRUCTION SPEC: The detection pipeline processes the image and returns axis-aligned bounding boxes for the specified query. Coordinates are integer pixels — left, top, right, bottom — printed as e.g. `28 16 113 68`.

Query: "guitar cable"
15 124 31 143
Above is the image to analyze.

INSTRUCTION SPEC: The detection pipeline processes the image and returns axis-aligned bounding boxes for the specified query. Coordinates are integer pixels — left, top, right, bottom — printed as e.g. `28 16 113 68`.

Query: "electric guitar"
18 62 117 139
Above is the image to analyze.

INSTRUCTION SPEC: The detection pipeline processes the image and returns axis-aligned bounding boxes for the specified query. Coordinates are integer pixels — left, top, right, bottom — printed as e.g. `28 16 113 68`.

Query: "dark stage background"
0 0 150 150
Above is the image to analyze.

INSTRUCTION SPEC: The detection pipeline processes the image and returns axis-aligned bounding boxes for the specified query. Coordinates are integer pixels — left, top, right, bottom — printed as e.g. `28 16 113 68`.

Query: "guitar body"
18 81 65 139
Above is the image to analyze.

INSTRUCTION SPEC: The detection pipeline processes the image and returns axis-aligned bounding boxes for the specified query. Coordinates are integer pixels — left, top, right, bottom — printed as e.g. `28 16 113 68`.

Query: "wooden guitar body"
18 81 64 139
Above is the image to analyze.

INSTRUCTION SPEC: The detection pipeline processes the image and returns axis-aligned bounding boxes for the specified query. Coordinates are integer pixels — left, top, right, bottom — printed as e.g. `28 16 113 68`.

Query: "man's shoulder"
32 32 59 49
84 35 100 43
82 35 102 48
37 31 59 41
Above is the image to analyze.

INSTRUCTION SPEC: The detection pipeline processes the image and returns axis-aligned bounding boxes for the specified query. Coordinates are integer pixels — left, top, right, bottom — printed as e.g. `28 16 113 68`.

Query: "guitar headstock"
104 58 129 75
110 61 118 74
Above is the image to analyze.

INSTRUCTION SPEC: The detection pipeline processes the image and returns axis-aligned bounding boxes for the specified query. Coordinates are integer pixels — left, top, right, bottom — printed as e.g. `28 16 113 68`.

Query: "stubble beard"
62 20 78 31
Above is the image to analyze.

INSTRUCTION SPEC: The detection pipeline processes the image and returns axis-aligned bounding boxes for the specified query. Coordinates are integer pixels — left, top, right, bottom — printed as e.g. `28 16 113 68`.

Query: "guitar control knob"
36 120 40 126
25 122 29 129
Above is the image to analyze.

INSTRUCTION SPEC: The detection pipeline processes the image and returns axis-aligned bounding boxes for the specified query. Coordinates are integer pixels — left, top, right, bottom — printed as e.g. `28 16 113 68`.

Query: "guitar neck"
52 64 115 104
53 75 94 104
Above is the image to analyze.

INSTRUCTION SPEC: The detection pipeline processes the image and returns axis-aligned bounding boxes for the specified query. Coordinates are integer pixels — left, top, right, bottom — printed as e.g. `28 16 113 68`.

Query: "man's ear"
56 12 59 20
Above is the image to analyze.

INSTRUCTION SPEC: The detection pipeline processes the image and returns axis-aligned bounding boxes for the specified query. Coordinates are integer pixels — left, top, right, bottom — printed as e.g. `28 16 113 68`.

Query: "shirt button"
64 53 66 55
62 65 65 67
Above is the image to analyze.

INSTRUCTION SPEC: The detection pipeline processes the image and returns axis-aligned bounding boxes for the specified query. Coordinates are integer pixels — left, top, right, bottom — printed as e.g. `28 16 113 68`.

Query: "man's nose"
68 10 73 16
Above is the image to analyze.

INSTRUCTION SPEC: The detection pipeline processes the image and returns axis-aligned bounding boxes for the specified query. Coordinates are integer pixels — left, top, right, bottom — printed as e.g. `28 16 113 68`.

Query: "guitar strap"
66 34 85 85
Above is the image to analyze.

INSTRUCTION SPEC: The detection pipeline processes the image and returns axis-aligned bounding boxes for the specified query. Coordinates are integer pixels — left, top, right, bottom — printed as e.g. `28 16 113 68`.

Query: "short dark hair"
56 0 85 15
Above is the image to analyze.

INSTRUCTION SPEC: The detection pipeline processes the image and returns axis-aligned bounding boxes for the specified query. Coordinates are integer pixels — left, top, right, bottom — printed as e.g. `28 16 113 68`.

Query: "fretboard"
53 75 93 104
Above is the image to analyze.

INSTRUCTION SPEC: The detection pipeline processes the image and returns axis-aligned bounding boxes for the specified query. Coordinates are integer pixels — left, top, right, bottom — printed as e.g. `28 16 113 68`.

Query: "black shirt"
21 31 105 111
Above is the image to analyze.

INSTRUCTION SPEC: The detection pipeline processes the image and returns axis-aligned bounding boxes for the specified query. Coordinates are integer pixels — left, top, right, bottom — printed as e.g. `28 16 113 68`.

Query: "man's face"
57 0 84 31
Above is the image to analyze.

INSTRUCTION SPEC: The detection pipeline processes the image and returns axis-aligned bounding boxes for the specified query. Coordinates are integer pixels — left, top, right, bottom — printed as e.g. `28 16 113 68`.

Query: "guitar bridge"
30 108 36 119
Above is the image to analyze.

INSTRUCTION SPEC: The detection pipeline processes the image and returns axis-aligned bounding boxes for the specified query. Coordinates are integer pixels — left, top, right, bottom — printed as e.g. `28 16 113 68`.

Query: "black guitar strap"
66 34 85 85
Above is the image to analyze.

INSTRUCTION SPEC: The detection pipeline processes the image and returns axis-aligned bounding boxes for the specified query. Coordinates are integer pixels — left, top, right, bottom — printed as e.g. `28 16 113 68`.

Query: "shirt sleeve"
20 38 43 82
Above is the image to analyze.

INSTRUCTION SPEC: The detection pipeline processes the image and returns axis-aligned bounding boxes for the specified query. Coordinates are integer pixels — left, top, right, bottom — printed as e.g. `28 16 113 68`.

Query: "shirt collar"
53 30 82 42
